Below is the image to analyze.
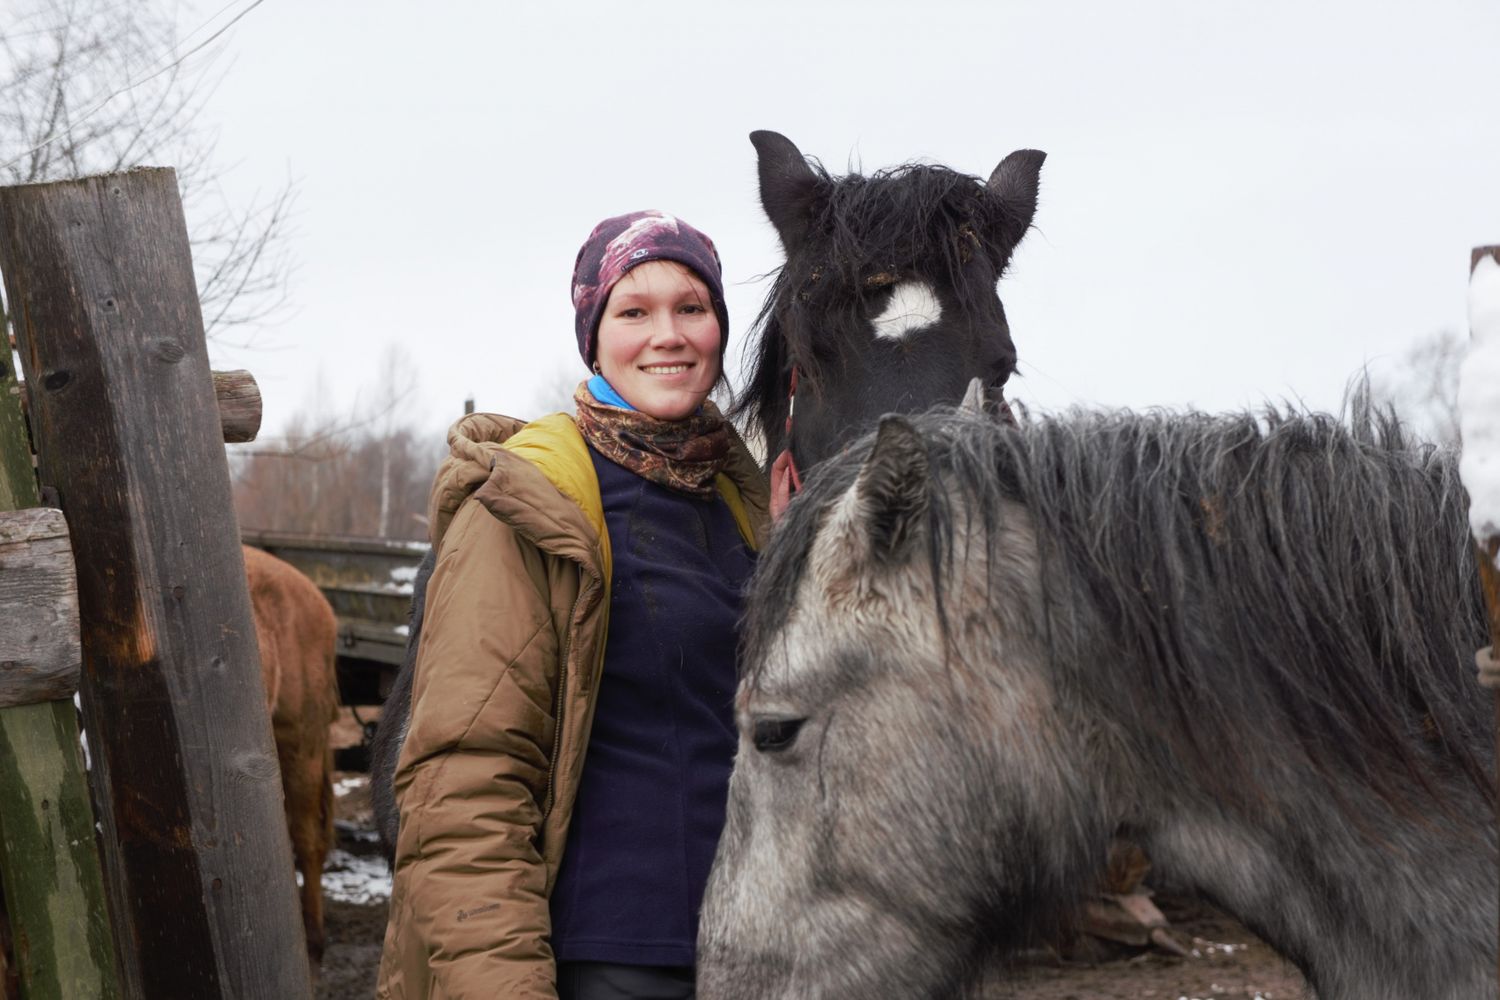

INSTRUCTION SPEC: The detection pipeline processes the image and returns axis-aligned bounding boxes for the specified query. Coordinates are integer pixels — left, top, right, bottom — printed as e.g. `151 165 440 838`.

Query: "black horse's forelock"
730 160 1028 449
743 395 1495 817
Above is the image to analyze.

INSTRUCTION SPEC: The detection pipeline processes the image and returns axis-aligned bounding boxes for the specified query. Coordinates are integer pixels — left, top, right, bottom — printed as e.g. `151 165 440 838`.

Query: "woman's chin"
630 389 712 421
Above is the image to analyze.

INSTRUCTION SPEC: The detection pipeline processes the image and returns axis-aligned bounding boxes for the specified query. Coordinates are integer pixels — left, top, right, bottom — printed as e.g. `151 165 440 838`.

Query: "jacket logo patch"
456 902 501 923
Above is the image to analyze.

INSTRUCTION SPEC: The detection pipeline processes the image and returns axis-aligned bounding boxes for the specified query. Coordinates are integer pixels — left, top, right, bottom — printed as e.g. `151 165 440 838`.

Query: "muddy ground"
318 712 1309 1000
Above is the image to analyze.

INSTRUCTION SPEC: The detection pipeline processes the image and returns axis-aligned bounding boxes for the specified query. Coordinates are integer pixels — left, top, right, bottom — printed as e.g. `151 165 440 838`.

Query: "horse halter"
767 367 1019 521
769 365 803 520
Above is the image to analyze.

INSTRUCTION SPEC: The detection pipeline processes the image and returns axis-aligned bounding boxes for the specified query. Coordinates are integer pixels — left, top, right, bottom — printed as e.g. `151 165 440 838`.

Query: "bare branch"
0 0 295 341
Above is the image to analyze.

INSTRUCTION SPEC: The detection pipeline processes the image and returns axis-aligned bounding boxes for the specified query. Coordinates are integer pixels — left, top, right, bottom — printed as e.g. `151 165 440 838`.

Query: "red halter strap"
768 366 803 520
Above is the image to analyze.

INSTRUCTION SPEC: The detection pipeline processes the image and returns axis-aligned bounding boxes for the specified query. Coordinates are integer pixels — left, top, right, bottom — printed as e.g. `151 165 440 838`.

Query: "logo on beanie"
630 248 650 260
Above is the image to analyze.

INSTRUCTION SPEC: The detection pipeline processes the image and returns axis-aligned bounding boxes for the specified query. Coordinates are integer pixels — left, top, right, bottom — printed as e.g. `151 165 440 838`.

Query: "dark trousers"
556 961 695 1000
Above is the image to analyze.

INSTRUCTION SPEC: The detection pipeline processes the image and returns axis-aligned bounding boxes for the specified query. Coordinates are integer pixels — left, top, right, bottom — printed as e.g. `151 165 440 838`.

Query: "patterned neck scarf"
573 381 731 499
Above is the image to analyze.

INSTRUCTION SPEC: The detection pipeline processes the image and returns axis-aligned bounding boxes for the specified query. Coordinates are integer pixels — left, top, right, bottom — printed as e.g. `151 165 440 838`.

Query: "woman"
376 211 769 1000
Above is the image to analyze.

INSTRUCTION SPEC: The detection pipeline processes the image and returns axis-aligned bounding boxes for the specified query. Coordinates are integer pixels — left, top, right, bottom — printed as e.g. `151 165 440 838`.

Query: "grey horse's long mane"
745 394 1494 816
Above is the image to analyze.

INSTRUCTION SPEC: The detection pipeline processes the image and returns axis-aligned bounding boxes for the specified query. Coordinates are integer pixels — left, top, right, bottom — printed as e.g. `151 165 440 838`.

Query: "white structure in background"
1458 254 1500 541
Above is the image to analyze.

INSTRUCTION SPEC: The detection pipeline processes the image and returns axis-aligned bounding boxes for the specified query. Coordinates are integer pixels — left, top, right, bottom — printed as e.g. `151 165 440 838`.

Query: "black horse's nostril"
752 717 806 753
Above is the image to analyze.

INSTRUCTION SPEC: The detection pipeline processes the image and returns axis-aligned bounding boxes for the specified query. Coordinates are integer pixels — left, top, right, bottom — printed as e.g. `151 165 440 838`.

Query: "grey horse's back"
370 545 435 862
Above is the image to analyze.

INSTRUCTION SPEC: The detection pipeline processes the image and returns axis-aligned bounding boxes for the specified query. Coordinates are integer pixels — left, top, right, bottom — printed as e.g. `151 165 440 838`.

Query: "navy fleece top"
548 445 755 966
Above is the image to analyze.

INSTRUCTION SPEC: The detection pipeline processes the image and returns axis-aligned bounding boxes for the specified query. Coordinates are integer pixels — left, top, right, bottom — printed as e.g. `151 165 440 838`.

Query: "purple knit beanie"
571 210 729 368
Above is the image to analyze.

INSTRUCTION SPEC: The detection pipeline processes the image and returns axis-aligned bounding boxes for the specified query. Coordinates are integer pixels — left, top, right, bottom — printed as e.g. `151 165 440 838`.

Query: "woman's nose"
648 310 688 346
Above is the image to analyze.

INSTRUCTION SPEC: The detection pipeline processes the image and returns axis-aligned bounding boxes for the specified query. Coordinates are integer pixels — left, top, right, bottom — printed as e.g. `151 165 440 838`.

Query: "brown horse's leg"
280 737 332 974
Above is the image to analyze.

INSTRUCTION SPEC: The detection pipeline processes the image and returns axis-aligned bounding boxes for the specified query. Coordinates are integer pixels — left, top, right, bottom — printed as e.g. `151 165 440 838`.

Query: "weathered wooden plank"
0 508 82 708
0 340 31 514
0 316 119 998
0 168 310 998
0 703 121 1000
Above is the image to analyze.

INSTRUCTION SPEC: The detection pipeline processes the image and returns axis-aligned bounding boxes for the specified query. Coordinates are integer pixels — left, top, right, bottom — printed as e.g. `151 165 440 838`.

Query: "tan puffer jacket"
376 411 767 1000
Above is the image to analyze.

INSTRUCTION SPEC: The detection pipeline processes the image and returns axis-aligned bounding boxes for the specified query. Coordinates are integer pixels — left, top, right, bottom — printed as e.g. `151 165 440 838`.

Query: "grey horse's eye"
752 717 806 753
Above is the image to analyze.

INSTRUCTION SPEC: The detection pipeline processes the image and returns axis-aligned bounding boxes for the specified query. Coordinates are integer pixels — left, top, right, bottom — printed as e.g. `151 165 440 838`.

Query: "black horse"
370 132 1048 857
737 130 1044 478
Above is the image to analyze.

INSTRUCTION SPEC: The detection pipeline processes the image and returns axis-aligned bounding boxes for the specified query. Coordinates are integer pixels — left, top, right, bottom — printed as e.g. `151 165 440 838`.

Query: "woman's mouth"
641 363 692 375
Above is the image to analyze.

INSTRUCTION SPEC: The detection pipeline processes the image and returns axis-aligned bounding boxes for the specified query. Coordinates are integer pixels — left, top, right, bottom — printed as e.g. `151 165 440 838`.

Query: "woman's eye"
618 307 645 318
679 303 706 315
752 717 806 753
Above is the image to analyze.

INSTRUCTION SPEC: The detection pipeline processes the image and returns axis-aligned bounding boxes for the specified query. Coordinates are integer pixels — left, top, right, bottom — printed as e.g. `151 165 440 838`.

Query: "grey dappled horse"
698 403 1498 1000
370 132 1048 857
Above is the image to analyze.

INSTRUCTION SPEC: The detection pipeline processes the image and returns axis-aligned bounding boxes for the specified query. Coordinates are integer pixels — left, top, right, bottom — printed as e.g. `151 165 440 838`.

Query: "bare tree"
0 0 294 341
229 348 448 540
231 409 443 541
1373 330 1463 447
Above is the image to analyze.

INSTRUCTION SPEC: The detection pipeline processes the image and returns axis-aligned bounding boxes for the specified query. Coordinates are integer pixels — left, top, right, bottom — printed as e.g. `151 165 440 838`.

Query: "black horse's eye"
752 717 807 753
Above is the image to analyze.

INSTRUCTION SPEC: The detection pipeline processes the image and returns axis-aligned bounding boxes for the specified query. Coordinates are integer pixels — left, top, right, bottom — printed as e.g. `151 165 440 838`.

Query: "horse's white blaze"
871 281 943 341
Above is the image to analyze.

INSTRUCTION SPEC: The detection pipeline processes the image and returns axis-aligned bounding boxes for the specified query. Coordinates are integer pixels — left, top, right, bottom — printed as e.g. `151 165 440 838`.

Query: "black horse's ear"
986 148 1046 250
751 130 819 254
853 415 930 563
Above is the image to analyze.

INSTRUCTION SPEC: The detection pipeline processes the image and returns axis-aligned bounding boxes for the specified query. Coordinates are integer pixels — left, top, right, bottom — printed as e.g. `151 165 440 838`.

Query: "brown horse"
243 545 340 972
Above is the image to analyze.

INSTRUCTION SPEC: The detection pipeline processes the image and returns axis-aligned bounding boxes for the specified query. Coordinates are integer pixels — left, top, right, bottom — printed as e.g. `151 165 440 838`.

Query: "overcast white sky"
194 0 1500 443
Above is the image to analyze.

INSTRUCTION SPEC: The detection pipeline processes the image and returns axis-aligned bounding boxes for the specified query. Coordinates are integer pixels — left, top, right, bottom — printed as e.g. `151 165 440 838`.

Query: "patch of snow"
334 776 367 798
76 693 90 771
395 624 410 637
1188 936 1245 960
1459 254 1500 539
390 564 418 584
322 848 391 904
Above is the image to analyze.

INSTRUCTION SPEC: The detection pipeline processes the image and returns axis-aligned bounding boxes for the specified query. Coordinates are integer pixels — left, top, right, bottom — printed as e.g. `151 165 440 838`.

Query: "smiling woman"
375 210 769 1000
595 260 723 420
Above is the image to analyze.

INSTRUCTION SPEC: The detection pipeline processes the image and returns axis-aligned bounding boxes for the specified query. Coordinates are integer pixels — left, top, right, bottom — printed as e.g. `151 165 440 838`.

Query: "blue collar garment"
587 374 635 411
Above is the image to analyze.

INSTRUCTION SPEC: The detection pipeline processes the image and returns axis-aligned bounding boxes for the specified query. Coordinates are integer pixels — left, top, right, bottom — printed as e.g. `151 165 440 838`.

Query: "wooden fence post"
0 169 310 998
0 330 120 999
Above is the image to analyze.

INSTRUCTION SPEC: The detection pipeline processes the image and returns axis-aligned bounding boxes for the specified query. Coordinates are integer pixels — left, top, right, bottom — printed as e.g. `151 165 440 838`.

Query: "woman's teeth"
642 364 689 374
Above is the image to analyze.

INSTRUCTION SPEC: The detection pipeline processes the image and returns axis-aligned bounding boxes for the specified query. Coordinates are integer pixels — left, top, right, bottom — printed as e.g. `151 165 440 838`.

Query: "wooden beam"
212 369 262 443
0 316 118 999
17 368 262 444
0 507 81 708
0 168 310 998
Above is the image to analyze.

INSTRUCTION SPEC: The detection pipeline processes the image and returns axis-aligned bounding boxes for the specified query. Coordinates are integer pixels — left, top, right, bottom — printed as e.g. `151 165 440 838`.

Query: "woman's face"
595 260 721 421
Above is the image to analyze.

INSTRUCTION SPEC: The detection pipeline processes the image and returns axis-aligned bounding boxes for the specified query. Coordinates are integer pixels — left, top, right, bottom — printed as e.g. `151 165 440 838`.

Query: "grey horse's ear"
960 377 986 415
751 130 819 255
853 415 930 564
986 148 1046 250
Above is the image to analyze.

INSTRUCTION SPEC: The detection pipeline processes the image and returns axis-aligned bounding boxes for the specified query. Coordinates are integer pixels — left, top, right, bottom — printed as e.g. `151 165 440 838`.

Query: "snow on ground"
1459 254 1500 539
323 849 392 905
334 777 366 798
325 774 391 903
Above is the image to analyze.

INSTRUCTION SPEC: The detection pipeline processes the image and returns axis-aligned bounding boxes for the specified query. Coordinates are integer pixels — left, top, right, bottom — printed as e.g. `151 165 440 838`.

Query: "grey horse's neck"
1137 785 1497 1000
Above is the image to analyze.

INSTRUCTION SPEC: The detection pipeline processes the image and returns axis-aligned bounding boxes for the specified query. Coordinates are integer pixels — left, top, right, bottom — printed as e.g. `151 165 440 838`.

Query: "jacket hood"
427 412 608 548
427 408 770 565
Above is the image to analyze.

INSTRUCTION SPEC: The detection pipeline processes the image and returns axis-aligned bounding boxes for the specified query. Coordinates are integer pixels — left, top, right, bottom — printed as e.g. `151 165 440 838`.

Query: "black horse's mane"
746 395 1495 814
730 160 1028 449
